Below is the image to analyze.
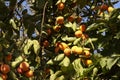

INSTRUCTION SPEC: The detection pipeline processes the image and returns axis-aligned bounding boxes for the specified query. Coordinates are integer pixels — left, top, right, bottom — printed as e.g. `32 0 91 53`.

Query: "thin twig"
38 1 48 78
39 0 48 43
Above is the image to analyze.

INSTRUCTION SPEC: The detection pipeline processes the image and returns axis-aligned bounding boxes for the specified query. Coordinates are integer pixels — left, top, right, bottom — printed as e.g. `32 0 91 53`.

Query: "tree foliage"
0 0 120 80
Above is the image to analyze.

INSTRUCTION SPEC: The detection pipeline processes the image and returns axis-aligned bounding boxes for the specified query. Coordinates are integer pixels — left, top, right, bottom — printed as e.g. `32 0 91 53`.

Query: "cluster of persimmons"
0 52 33 80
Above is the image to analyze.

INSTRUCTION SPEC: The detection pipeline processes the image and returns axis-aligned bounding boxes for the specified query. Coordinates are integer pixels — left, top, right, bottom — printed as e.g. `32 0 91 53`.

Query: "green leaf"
117 59 120 67
61 35 68 41
97 28 108 34
86 23 105 31
109 8 120 19
92 67 98 77
72 22 77 31
66 37 76 42
99 57 107 68
61 35 76 42
62 0 66 3
64 22 77 31
83 65 95 76
73 38 81 45
106 57 119 70
56 75 65 80
23 39 33 55
11 56 23 68
114 31 120 39
47 59 54 65
85 38 98 45
54 54 65 62
72 58 83 76
117 15 120 20
50 70 62 80
35 56 41 63
65 22 73 28
0 21 5 27
33 40 40 55
59 56 70 67
0 77 2 80
9 19 18 30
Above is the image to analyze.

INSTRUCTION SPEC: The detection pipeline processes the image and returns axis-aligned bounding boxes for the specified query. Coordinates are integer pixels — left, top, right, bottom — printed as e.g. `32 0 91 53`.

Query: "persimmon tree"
0 0 120 80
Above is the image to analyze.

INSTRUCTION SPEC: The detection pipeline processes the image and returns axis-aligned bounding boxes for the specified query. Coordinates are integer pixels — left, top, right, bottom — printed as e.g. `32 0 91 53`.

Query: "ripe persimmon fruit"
79 24 86 32
55 47 60 53
43 40 49 47
5 54 12 61
24 70 34 78
0 64 10 74
100 4 108 11
19 61 30 72
17 67 23 74
85 59 93 66
84 50 91 58
107 6 114 13
75 30 82 38
64 48 71 56
56 16 64 24
53 25 61 32
58 42 69 51
76 16 82 23
57 2 65 10
81 34 89 40
75 47 83 55
46 29 52 35
68 16 75 22
71 46 78 53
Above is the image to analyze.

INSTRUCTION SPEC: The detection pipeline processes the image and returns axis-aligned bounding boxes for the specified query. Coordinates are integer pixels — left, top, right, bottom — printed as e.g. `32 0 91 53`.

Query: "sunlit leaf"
97 28 108 34
86 23 105 31
33 40 40 55
106 57 119 70
56 75 65 80
117 59 120 67
24 39 33 55
47 59 54 65
9 19 18 30
92 67 98 77
11 56 23 68
114 31 120 39
59 56 70 67
66 37 76 42
54 53 65 62
73 38 81 45
72 58 83 76
62 0 66 3
72 22 77 31
85 38 98 45
61 34 68 41
65 22 73 28
99 57 107 68
50 70 62 80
